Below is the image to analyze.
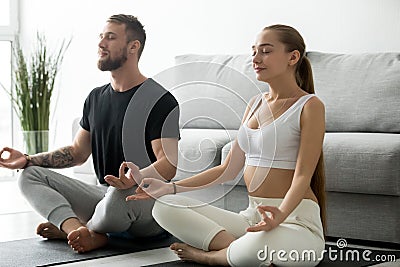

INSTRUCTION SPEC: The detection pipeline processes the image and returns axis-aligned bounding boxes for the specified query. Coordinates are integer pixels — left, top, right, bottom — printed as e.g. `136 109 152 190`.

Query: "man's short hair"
107 14 146 59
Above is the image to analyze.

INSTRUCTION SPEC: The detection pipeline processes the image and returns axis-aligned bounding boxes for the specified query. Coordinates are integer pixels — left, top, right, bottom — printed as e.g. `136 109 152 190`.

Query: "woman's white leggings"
152 194 325 266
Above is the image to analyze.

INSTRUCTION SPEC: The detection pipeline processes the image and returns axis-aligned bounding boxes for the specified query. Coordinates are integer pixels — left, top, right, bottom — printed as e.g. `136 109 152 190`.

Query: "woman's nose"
252 52 261 63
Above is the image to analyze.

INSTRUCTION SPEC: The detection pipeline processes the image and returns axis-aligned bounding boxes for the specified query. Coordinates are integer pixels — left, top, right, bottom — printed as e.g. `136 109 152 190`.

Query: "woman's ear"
288 50 301 66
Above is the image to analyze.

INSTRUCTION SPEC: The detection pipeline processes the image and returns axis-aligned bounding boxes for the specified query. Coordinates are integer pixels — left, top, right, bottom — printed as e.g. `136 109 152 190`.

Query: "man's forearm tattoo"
30 146 75 168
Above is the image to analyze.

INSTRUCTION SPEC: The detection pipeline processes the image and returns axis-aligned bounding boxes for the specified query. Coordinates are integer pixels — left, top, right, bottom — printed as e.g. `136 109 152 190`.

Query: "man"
0 14 180 253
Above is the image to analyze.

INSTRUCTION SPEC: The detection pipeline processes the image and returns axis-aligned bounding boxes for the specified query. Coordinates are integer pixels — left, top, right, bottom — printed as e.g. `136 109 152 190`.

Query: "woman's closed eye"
261 48 272 54
252 49 272 56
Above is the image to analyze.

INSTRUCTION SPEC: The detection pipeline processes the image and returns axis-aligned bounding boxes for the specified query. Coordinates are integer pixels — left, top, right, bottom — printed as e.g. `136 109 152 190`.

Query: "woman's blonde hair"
264 24 327 232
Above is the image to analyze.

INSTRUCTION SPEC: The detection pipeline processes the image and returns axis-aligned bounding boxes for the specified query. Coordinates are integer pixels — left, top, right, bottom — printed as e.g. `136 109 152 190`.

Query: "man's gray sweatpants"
18 166 165 238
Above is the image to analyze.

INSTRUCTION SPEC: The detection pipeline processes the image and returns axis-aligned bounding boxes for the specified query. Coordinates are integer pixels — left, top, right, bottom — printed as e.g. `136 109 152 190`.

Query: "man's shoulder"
87 83 111 98
93 83 111 93
141 78 167 93
138 78 178 105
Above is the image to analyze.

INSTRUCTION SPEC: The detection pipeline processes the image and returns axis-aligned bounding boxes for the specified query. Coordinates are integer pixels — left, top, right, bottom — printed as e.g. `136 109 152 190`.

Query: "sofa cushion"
307 51 400 133
154 54 268 130
174 128 237 181
223 132 400 196
324 132 400 196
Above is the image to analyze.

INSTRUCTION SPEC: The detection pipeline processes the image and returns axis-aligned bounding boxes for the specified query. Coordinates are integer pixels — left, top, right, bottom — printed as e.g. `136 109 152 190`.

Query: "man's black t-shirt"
80 78 180 184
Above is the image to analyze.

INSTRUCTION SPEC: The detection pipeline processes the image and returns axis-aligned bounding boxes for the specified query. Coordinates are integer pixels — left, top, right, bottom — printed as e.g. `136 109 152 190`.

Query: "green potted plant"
1 33 70 154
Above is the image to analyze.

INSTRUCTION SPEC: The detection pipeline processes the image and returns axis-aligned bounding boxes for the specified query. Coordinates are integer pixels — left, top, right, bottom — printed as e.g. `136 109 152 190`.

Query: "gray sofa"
73 52 400 245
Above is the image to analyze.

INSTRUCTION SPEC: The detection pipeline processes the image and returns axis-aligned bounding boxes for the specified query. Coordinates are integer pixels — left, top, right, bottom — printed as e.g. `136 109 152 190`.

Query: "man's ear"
288 50 301 66
128 40 141 54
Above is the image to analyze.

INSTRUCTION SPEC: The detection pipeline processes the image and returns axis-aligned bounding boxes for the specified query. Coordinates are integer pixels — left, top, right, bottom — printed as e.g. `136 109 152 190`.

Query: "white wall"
18 0 400 147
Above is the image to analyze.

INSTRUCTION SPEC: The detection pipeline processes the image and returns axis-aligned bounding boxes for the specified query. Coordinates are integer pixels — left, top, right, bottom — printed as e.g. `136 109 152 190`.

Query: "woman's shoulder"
248 93 264 106
303 94 325 111
240 94 263 123
301 94 325 123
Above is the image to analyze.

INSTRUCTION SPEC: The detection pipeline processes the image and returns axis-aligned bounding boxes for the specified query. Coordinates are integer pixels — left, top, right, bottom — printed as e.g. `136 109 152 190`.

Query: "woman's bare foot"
36 222 67 239
170 243 212 265
67 226 108 253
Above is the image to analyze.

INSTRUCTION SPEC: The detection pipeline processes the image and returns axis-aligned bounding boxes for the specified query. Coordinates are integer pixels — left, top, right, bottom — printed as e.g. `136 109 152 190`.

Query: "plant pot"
22 130 49 155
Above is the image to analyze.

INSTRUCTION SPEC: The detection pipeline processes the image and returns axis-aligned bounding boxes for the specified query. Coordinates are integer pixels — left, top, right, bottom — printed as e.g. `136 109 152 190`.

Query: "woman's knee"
152 194 188 226
227 232 271 266
152 195 177 221
227 230 323 267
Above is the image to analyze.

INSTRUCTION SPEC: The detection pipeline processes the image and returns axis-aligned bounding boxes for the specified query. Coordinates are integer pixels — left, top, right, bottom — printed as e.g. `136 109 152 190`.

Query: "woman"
120 24 326 266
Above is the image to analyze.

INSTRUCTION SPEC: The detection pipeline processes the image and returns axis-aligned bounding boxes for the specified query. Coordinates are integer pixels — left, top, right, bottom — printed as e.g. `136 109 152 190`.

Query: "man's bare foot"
67 226 108 253
36 222 67 240
170 243 211 265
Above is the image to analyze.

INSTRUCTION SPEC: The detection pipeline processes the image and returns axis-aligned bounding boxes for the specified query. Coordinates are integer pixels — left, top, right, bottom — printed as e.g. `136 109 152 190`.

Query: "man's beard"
97 50 128 71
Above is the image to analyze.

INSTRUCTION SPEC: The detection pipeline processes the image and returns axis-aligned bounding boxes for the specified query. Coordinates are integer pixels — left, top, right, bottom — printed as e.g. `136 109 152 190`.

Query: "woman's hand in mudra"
246 206 285 232
126 178 175 201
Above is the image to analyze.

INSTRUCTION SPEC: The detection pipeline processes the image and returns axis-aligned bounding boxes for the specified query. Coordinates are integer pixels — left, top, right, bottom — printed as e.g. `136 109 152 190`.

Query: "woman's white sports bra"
237 94 315 169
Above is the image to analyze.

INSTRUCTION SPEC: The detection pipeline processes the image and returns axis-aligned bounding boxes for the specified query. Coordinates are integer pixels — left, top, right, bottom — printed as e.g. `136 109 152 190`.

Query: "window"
0 0 18 40
0 0 18 178
0 0 10 26
0 41 12 168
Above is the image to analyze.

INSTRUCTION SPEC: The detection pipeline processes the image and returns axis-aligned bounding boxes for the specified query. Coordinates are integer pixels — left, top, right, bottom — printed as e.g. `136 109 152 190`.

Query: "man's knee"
98 187 133 215
88 187 141 233
17 166 45 192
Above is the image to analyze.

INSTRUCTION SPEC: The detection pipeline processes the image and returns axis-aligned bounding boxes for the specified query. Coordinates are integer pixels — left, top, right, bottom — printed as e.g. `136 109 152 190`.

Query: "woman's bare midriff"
243 165 318 203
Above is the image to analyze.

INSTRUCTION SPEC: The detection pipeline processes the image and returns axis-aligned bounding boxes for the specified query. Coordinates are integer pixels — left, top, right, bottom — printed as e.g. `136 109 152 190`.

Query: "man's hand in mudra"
105 161 142 189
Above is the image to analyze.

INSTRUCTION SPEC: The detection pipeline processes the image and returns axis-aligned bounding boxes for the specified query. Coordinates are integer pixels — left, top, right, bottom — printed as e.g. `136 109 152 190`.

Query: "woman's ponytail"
296 56 314 94
297 55 327 234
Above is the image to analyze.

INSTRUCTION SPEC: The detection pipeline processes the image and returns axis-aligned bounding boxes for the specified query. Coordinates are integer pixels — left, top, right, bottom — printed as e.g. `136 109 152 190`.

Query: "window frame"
0 0 19 178
0 0 19 40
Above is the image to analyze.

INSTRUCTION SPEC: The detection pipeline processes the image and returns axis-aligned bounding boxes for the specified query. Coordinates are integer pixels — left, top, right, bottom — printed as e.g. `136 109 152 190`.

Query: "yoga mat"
0 234 179 267
1 237 398 267
143 244 400 267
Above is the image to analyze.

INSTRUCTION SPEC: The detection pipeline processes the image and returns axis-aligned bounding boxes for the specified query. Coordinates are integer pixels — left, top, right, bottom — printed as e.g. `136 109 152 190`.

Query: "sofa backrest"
154 52 400 133
307 52 400 133
154 54 268 130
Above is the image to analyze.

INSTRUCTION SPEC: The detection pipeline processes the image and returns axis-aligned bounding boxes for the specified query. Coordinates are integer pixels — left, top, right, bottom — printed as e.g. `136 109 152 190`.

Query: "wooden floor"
0 179 398 267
